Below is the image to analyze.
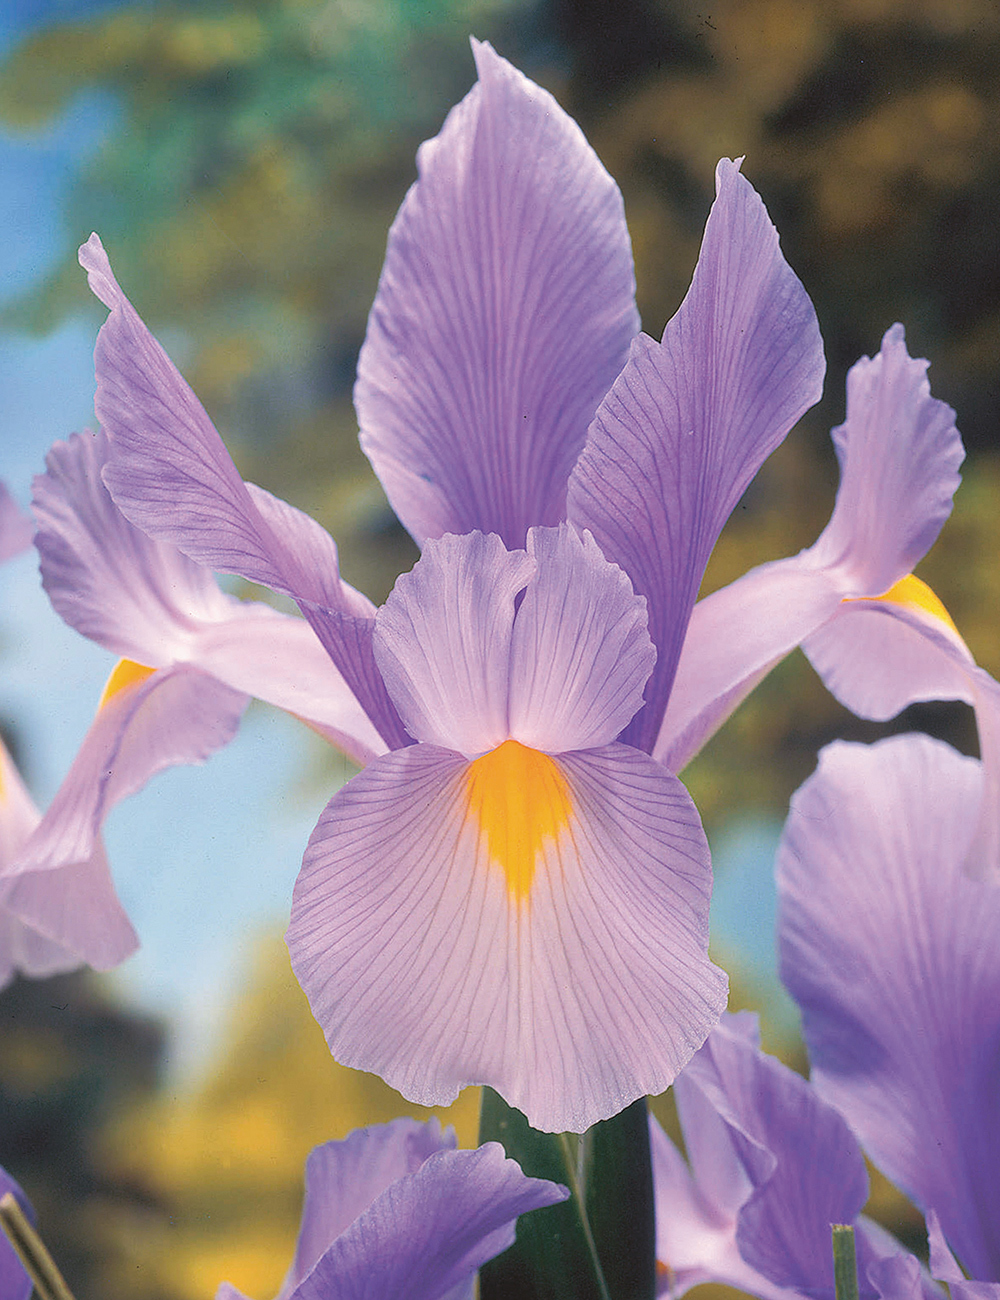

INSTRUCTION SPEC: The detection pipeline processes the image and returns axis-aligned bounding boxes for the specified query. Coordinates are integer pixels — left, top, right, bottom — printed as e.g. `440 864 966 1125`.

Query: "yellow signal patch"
99 658 157 709
465 739 572 902
849 573 959 635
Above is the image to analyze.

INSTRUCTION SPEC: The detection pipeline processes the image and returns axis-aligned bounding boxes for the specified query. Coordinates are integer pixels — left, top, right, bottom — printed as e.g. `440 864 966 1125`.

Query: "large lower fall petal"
287 740 725 1133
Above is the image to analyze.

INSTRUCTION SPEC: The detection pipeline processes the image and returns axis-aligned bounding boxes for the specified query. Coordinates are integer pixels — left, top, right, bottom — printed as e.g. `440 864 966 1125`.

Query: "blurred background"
0 0 998 1295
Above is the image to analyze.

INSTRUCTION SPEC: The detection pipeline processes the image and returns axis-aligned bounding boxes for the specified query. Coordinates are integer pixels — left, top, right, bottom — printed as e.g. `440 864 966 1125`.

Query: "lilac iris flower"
215 1117 567 1300
66 39 836 1130
648 1012 922 1300
778 729 1000 1290
0 483 137 981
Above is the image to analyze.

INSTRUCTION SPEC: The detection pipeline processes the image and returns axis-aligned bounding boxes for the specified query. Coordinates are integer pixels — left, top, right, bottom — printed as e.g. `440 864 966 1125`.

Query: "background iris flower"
0 482 136 982
778 731 1000 1288
216 1117 567 1300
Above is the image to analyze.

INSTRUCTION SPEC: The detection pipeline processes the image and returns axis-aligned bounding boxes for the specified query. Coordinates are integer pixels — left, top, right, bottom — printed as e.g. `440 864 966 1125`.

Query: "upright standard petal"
569 158 825 753
288 740 724 1133
0 483 33 563
777 735 1000 1281
80 235 355 614
373 532 534 755
355 39 639 549
653 326 965 769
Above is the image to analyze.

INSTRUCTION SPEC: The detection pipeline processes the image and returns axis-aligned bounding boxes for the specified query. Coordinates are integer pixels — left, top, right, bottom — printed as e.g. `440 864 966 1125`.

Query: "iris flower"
778 729 1000 1289
70 38 836 1130
217 1118 566 1300
0 482 137 981
648 1012 922 1300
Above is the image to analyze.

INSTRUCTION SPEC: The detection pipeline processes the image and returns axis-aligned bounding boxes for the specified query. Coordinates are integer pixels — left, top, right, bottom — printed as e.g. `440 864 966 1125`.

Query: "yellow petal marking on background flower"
465 739 572 902
849 573 959 634
98 658 157 709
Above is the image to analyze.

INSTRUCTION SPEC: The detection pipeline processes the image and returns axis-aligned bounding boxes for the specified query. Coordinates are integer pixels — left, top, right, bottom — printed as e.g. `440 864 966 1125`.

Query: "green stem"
832 1224 859 1300
0 1192 77 1300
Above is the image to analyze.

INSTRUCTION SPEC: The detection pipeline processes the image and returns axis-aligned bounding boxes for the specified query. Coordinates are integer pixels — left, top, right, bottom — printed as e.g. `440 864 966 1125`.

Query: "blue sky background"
0 0 793 1078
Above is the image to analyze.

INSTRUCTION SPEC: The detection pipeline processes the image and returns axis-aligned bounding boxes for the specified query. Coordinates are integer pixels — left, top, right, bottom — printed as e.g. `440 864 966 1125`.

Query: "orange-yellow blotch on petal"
848 573 960 636
99 658 156 709
465 739 572 902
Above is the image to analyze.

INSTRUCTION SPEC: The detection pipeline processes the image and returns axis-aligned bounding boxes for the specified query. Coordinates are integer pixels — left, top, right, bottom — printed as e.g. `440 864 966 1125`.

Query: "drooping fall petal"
288 739 724 1133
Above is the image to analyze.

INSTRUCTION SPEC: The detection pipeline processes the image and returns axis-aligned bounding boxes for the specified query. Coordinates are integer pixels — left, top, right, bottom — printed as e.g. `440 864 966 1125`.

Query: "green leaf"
478 1089 656 1300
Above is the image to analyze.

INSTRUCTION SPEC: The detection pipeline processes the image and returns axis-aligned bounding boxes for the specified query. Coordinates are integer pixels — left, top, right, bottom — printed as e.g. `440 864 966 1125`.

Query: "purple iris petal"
290 527 723 1130
807 324 963 594
373 531 535 755
35 429 384 762
216 1120 566 1300
0 483 32 563
569 157 825 754
653 324 966 769
281 1118 456 1296
355 39 639 550
0 741 113 982
777 734 1000 1281
15 663 245 873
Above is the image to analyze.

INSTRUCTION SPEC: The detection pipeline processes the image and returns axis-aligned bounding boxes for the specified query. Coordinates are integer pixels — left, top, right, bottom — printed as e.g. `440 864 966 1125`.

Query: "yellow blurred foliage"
100 935 479 1300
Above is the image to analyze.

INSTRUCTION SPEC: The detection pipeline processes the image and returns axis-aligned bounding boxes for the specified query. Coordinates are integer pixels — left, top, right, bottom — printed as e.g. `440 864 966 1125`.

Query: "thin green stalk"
832 1224 859 1300
0 1191 76 1300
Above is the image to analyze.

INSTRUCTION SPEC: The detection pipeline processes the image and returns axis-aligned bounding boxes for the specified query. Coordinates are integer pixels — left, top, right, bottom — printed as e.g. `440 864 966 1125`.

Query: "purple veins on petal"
356 38 639 550
290 526 726 1132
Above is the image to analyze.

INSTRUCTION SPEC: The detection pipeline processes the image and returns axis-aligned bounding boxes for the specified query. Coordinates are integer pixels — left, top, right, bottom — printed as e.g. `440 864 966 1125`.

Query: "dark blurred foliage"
0 969 165 1300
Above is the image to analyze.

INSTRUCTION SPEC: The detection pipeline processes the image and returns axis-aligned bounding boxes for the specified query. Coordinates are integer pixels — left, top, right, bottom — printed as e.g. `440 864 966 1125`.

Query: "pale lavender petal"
569 158 824 753
0 739 135 979
190 606 385 765
288 741 725 1133
802 592 974 722
282 1119 455 1297
34 430 385 762
355 39 638 549
927 1212 1000 1300
0 845 138 973
678 1016 871 1299
291 1142 567 1300
33 430 234 661
508 525 654 751
0 483 32 563
650 1114 794 1300
0 1167 34 1300
81 235 361 619
966 668 1000 882
373 532 534 755
808 326 963 595
777 735 1000 1282
300 602 412 753
15 663 246 873
654 556 842 771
